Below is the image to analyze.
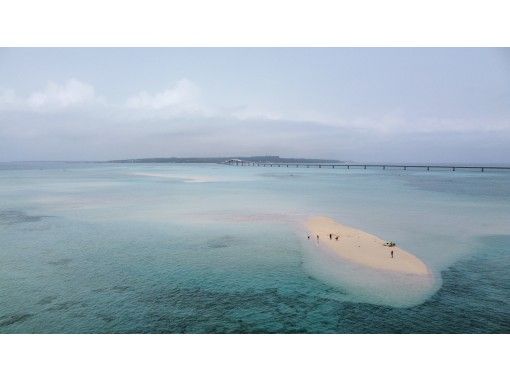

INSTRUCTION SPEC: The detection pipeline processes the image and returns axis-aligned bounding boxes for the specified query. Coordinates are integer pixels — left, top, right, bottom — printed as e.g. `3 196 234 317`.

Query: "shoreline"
306 216 430 275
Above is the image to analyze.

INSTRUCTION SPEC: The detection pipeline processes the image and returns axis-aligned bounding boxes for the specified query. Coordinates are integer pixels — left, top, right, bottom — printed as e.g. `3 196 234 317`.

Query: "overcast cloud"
0 48 509 163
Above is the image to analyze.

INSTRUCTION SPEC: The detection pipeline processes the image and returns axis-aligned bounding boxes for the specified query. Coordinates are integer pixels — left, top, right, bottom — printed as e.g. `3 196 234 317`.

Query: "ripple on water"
47 258 73 266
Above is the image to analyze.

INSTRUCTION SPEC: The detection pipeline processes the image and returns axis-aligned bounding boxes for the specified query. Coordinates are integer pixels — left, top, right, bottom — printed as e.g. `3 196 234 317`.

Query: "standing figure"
391 250 394 259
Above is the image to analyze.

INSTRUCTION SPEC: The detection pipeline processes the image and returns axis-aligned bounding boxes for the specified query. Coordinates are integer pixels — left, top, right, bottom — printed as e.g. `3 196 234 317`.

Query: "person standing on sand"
329 233 332 240
316 235 319 242
391 250 394 258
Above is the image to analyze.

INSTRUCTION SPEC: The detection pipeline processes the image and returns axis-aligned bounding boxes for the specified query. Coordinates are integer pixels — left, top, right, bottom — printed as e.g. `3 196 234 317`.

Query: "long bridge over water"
223 159 510 172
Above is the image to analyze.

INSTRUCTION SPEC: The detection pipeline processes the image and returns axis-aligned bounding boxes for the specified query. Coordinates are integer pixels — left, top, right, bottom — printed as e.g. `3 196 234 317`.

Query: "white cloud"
0 79 102 112
126 78 200 111
27 78 100 109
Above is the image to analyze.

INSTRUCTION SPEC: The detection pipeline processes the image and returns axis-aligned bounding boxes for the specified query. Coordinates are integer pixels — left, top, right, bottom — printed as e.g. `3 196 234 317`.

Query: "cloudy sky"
0 48 509 163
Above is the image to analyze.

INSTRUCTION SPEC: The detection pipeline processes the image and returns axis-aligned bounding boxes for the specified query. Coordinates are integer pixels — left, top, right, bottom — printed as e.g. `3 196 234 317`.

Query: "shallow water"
0 163 509 333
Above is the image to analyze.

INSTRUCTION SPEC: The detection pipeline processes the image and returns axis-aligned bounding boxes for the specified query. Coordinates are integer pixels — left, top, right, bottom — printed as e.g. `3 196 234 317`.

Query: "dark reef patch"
111 285 131 293
37 296 58 305
133 286 332 333
0 210 51 225
46 300 88 312
0 313 33 327
97 313 116 323
92 287 109 293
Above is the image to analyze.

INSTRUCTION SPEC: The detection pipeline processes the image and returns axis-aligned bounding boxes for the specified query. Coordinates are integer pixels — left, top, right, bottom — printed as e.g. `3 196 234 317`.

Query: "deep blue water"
0 163 509 333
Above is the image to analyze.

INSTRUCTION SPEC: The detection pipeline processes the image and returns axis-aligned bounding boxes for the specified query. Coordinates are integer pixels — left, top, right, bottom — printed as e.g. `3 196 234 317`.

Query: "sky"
0 48 509 163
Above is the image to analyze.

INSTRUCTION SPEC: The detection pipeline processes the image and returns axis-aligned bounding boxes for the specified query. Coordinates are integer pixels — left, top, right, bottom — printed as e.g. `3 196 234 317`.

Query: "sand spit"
306 216 429 275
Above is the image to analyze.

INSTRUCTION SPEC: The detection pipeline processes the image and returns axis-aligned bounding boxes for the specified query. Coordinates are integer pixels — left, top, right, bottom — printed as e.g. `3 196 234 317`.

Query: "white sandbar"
306 216 429 275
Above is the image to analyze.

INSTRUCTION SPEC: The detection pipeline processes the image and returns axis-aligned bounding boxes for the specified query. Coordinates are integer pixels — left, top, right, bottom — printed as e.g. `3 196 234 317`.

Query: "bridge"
223 160 510 172
223 159 252 165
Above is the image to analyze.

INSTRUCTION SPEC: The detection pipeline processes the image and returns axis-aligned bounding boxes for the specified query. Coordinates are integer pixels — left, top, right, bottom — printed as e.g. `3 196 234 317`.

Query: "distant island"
108 156 343 164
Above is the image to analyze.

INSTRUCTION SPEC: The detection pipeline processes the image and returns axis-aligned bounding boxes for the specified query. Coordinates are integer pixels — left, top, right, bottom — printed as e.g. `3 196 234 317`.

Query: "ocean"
0 162 509 333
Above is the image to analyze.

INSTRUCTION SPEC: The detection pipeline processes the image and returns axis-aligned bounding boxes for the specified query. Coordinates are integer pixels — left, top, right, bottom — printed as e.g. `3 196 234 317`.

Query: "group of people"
308 233 396 259
307 233 339 242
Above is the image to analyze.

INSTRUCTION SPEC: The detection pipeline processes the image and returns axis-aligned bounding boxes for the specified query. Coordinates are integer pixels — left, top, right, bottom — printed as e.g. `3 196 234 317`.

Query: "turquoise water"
0 163 509 333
